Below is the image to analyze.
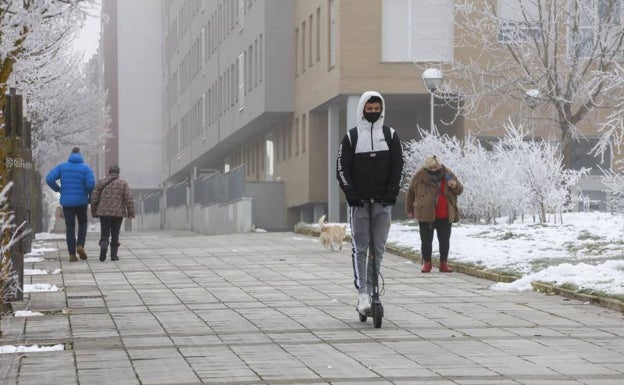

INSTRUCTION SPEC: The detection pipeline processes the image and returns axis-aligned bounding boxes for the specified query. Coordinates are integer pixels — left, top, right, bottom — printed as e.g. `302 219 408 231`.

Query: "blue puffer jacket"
46 153 96 207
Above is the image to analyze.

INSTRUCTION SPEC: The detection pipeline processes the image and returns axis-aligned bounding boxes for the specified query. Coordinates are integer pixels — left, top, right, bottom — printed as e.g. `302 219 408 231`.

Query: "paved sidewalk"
1 230 624 385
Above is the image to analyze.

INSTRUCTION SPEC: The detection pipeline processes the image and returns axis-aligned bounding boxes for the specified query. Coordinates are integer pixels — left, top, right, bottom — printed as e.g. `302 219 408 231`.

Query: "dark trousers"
63 205 88 255
418 218 452 262
100 216 123 249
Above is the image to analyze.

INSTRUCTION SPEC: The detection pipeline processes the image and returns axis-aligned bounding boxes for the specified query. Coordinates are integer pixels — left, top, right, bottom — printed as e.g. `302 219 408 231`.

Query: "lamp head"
422 68 443 92
525 89 540 109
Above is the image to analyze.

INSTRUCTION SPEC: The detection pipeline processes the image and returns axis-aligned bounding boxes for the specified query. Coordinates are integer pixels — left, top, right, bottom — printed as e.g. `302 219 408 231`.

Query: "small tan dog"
318 214 346 252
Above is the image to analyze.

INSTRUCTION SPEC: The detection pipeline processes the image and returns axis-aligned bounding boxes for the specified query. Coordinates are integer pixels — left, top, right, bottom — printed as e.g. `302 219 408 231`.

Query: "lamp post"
525 89 540 135
422 68 443 131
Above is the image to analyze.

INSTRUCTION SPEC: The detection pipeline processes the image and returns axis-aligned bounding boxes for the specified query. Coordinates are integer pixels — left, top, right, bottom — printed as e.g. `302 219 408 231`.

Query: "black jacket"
336 91 404 201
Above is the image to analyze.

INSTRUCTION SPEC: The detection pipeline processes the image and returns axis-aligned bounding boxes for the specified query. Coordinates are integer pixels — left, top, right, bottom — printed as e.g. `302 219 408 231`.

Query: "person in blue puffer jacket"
46 147 96 262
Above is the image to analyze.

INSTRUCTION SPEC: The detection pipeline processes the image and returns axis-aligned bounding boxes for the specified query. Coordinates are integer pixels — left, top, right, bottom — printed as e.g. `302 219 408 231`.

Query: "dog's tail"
319 214 327 230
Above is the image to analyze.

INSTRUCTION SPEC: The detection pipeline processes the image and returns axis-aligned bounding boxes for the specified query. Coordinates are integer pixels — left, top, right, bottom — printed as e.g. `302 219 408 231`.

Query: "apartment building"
287 0 462 223
160 0 617 228
161 0 293 179
161 0 462 226
101 0 163 190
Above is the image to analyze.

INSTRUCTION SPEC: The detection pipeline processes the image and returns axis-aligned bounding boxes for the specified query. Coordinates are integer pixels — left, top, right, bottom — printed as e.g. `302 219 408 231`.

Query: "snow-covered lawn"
318 212 624 297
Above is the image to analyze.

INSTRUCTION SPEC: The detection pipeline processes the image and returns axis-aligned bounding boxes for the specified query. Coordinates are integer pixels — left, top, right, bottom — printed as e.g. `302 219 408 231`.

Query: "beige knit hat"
424 155 441 169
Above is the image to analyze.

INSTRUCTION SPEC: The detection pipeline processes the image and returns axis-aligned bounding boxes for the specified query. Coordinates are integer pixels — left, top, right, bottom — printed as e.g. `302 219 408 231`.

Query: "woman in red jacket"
405 155 463 273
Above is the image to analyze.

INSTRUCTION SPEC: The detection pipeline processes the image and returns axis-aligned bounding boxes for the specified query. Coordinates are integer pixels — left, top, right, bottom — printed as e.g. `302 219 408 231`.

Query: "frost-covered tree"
0 182 27 332
496 123 590 222
592 63 624 159
600 161 624 212
12 50 110 171
0 0 91 105
445 0 624 166
403 122 589 223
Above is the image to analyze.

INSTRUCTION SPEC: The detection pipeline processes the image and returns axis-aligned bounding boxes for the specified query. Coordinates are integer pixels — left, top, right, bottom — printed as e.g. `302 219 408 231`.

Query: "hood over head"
356 91 385 130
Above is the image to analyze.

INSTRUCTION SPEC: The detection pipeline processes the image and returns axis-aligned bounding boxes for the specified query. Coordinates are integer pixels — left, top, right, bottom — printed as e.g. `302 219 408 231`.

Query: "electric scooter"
357 198 383 328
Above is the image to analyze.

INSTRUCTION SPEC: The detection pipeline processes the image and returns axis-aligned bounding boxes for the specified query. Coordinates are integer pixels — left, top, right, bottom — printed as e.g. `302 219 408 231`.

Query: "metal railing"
194 165 245 206
166 181 188 208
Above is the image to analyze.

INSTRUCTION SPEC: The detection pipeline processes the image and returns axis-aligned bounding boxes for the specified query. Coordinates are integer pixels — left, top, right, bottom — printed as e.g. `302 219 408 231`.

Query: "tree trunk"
560 123 574 170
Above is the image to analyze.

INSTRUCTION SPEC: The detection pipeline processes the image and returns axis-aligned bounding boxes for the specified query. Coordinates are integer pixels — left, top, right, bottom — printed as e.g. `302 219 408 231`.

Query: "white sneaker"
357 293 371 314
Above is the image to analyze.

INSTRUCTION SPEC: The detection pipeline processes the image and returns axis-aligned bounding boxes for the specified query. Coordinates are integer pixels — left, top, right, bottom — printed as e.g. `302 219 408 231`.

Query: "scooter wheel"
372 303 383 328
358 313 367 322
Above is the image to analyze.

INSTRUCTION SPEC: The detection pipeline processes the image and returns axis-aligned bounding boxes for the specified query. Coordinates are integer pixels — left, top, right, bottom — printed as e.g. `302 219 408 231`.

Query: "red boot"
421 261 432 273
439 261 453 273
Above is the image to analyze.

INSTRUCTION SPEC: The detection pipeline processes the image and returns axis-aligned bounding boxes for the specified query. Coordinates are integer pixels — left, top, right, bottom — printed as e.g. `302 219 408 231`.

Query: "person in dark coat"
405 155 463 273
90 165 135 261
46 147 96 262
336 90 404 315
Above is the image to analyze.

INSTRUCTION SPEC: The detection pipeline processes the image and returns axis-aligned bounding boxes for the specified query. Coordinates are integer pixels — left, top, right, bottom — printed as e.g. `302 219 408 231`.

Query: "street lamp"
525 89 540 134
422 68 443 131
525 88 540 109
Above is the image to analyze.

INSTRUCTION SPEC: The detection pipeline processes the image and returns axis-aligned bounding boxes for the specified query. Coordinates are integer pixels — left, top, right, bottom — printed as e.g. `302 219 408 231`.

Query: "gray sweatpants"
349 202 391 295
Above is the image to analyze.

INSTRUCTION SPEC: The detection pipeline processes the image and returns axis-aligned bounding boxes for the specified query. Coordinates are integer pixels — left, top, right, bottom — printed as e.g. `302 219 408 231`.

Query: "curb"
294 224 624 313
530 282 624 313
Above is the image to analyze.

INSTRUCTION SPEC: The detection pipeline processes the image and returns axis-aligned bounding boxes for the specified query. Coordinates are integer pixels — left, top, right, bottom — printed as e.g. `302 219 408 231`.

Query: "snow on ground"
0 344 64 354
32 212 624 296
315 212 624 296
23 284 60 293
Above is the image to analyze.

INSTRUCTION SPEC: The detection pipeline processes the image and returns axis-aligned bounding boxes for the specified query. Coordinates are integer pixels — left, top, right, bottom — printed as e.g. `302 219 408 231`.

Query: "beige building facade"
161 0 618 228
278 0 463 223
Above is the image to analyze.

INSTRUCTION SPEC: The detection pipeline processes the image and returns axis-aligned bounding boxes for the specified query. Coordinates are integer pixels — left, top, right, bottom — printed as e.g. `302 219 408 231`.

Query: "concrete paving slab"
2 231 623 385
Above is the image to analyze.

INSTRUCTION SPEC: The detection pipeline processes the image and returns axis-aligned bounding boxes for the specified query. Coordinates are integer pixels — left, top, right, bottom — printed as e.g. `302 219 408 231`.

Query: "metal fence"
142 191 162 214
195 165 245 206
166 181 188 208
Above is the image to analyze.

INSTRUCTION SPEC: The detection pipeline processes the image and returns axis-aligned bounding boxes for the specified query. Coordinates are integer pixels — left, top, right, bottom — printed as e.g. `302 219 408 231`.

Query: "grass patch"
577 230 602 241
564 239 621 256
561 284 624 302
498 231 516 240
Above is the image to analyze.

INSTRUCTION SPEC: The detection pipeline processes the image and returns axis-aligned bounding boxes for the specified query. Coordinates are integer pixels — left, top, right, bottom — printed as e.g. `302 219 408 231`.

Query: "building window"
238 0 244 30
328 0 336 68
382 0 453 62
231 63 236 107
302 113 307 153
248 45 253 91
282 126 287 161
276 132 281 163
238 53 245 110
571 138 611 175
295 27 300 76
266 140 274 177
496 0 541 43
287 123 292 159
316 7 321 62
201 27 206 62
225 69 229 111
258 34 263 83
568 0 622 58
254 38 258 86
256 140 261 177
302 21 306 72
295 116 300 156
202 93 207 132
208 89 212 123
309 14 313 67
497 19 541 42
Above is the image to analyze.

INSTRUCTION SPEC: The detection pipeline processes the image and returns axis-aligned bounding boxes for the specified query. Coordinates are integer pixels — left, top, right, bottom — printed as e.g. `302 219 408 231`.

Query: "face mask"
426 168 442 176
363 111 381 123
